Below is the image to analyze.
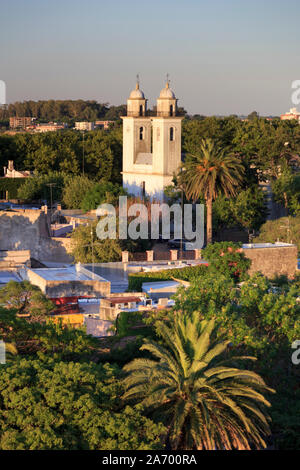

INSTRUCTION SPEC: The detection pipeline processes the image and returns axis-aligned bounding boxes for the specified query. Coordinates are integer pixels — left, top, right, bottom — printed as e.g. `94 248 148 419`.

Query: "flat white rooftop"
28 265 107 282
242 242 295 249
142 281 181 292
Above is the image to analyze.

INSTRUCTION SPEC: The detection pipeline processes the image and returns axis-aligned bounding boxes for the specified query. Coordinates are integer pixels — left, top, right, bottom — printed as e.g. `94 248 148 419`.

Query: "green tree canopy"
0 358 165 450
81 182 127 212
0 281 54 321
62 175 96 209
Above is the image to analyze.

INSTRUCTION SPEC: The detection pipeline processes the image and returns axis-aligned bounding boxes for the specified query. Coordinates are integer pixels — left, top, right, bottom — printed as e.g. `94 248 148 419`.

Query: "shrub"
202 241 251 282
128 264 208 291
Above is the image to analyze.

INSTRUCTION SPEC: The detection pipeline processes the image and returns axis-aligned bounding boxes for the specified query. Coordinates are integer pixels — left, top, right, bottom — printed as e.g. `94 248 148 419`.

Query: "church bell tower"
122 77 183 201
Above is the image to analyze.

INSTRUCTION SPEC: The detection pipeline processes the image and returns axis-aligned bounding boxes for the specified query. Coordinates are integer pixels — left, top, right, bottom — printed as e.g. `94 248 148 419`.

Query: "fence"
123 249 201 263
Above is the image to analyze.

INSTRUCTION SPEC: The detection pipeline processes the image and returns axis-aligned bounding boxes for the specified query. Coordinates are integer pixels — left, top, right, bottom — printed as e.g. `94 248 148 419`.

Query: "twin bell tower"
121 77 183 201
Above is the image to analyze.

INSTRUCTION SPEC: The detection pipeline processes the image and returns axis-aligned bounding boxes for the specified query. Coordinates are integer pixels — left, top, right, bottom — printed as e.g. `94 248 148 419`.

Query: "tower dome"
157 77 177 117
129 82 145 99
159 81 176 99
127 77 147 117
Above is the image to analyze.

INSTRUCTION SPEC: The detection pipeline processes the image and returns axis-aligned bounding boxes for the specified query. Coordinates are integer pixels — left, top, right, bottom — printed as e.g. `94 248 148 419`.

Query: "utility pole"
90 225 94 279
82 130 85 176
46 182 57 221
180 187 183 258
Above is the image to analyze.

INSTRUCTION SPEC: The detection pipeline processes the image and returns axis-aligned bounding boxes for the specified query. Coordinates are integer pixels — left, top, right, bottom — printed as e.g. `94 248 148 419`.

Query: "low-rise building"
3 160 32 178
34 122 66 133
280 107 300 122
9 116 34 129
20 264 111 299
99 293 148 320
75 121 95 131
95 120 115 130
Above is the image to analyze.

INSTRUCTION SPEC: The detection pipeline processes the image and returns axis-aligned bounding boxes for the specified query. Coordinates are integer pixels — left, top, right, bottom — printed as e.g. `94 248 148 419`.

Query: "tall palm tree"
179 138 244 244
122 315 274 450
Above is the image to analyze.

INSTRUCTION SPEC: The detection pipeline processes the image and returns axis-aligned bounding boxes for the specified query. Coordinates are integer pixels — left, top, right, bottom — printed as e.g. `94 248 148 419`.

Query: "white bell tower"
122 77 183 201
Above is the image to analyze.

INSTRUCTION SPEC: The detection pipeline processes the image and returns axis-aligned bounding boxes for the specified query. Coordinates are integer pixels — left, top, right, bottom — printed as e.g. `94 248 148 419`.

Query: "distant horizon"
2 98 282 118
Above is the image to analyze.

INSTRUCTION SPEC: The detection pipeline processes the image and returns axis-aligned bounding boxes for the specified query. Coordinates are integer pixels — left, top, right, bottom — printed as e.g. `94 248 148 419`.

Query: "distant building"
95 120 115 130
75 121 95 131
9 116 34 129
3 160 32 178
34 122 66 133
280 107 300 122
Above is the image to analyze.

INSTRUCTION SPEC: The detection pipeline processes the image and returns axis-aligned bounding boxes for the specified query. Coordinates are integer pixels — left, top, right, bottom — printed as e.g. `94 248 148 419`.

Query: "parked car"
167 239 195 250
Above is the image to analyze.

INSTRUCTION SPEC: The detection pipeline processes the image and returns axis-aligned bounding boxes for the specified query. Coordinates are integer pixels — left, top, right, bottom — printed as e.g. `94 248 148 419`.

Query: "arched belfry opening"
139 126 144 140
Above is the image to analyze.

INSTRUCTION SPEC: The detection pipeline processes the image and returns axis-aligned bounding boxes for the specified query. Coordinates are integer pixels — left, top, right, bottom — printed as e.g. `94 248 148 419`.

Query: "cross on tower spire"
166 73 170 88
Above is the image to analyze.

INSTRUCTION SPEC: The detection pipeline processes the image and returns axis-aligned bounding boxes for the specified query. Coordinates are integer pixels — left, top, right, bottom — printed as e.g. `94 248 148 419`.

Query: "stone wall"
242 245 298 278
0 209 74 263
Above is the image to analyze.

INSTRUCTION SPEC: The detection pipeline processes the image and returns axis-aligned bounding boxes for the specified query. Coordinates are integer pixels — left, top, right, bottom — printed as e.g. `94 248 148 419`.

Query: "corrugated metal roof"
0 271 22 284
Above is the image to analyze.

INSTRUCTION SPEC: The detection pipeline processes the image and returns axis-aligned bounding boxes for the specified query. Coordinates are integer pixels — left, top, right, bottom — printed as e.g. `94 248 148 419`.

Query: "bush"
202 241 251 282
128 264 208 291
116 311 152 338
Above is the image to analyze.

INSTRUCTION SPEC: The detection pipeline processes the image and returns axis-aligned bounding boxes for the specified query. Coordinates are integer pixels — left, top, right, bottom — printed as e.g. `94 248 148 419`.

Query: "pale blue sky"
1 0 300 115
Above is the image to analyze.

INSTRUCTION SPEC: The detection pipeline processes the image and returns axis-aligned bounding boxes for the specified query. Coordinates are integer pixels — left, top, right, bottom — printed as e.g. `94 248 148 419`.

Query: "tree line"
0 126 123 182
0 100 128 123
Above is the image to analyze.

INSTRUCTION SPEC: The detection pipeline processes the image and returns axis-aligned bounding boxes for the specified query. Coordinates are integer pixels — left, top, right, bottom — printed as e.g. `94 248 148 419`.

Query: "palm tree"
179 138 244 244
122 315 274 450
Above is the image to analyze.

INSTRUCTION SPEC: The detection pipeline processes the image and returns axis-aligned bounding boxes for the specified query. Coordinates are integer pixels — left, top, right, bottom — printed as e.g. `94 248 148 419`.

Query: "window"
139 126 144 140
170 127 174 141
170 104 173 116
139 105 143 116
